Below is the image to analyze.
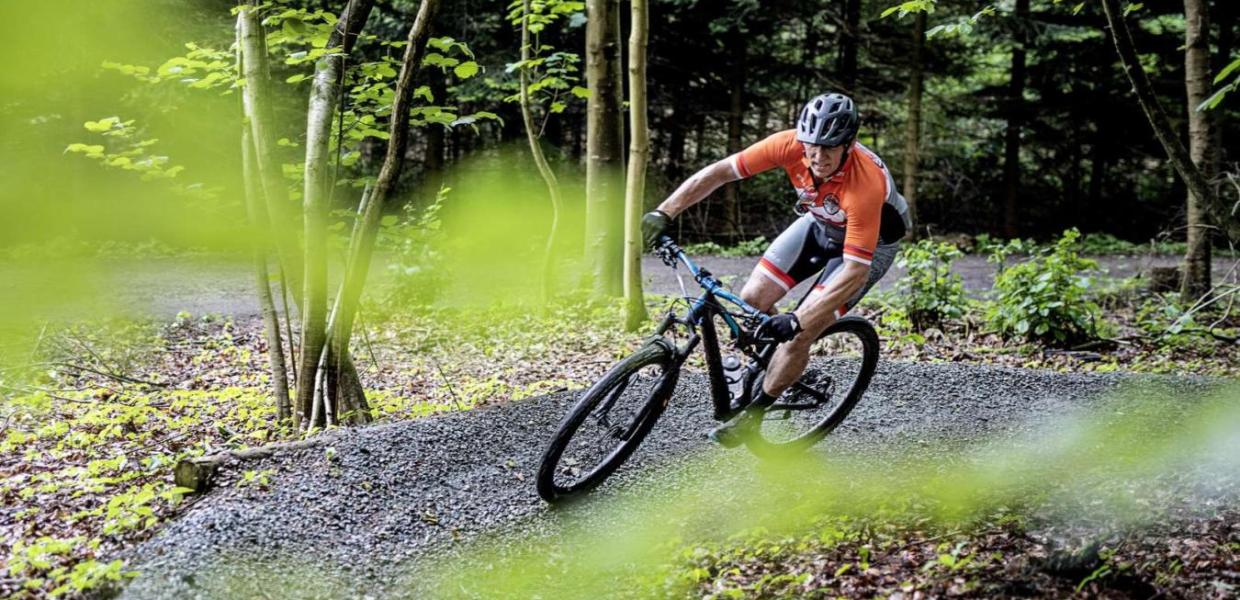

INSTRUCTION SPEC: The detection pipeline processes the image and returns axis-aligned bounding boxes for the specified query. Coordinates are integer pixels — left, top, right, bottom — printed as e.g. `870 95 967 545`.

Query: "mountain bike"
536 234 879 503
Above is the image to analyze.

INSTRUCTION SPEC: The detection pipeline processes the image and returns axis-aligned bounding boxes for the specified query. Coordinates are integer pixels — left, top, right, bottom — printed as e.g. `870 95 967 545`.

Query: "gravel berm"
118 361 1211 599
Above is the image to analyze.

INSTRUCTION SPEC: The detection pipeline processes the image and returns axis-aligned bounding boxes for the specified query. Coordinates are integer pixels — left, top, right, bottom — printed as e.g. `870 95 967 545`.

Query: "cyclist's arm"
655 159 740 217
794 261 868 332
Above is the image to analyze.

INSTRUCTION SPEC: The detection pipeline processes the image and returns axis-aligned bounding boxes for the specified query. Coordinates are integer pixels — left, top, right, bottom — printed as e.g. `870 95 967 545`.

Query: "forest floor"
3 254 1239 598
115 362 1238 599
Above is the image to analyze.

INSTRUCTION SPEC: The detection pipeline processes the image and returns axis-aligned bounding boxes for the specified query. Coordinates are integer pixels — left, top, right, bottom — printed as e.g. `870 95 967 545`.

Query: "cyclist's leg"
740 214 832 313
762 241 898 396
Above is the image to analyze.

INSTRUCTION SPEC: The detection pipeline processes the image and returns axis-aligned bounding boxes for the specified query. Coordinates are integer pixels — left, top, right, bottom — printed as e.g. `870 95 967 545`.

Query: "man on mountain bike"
641 92 912 445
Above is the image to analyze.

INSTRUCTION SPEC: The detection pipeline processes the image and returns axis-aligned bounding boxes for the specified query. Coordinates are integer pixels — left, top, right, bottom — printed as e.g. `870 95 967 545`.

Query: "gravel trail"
118 361 1214 599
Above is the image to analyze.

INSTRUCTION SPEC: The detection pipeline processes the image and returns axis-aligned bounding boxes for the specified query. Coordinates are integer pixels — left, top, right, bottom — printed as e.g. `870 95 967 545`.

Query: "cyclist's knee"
740 274 782 314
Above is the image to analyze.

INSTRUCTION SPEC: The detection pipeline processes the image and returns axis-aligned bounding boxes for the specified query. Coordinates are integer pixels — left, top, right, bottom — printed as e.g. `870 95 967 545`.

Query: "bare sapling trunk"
1181 0 1214 300
237 17 292 420
296 0 376 428
518 0 565 301
722 36 746 240
238 4 304 301
322 0 442 424
584 0 626 297
1100 0 1217 298
902 11 926 237
1002 0 1029 238
623 0 650 331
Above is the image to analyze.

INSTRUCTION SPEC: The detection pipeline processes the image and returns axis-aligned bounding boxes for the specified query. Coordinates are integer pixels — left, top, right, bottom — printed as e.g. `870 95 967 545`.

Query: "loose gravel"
118 361 1219 599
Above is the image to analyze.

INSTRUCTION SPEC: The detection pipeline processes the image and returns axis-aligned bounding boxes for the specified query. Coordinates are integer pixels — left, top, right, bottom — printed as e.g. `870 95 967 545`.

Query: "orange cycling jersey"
728 129 908 265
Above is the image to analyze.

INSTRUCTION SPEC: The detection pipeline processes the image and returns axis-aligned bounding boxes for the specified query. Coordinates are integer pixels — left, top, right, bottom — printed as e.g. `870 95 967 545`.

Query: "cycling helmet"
795 93 859 147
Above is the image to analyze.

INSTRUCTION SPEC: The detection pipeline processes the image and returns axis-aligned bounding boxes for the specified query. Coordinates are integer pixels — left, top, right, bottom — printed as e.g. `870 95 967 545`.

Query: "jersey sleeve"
729 130 801 179
841 188 883 265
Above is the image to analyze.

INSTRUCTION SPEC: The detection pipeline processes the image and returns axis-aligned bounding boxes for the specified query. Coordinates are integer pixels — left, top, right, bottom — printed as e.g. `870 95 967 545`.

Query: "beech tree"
584 0 625 297
623 0 650 330
1099 0 1217 302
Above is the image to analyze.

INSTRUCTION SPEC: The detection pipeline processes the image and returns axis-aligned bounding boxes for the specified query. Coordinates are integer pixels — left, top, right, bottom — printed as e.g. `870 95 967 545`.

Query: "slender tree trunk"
722 35 746 241
238 4 304 301
902 11 926 238
424 72 447 200
518 0 565 301
1181 0 1214 300
1002 0 1030 238
296 0 375 427
839 0 861 93
584 0 626 297
1100 0 1217 277
623 0 650 331
237 18 292 421
324 0 441 423
666 90 689 183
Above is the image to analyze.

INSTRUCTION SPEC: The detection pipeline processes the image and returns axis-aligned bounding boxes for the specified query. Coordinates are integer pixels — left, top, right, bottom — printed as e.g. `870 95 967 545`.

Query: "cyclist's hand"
755 312 802 343
641 210 672 248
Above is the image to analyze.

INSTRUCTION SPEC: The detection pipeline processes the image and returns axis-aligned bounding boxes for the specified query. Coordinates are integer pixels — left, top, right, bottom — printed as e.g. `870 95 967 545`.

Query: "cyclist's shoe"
707 415 756 448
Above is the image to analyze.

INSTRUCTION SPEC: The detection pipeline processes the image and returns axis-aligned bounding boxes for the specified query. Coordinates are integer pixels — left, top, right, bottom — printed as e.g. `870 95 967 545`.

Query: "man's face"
801 142 847 179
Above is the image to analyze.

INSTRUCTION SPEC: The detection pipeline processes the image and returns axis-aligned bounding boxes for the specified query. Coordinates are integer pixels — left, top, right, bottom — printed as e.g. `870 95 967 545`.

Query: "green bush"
681 236 768 257
892 239 968 330
987 229 1101 346
382 186 448 306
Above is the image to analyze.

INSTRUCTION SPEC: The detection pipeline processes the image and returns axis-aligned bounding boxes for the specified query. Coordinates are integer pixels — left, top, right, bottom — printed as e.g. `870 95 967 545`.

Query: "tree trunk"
666 90 689 183
839 0 861 93
237 18 292 421
296 0 375 427
722 35 746 241
323 0 441 424
1100 0 1217 279
623 0 650 331
238 5 304 302
1002 0 1030 238
902 11 926 238
584 0 626 297
1181 0 1214 300
518 0 565 300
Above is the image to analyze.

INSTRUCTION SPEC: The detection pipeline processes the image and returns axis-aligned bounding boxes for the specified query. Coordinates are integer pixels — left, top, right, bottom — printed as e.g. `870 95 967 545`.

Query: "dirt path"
118 362 1216 599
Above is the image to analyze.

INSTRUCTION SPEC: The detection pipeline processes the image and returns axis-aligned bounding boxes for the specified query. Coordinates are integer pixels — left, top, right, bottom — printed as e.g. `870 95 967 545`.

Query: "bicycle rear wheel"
536 338 679 503
744 316 879 457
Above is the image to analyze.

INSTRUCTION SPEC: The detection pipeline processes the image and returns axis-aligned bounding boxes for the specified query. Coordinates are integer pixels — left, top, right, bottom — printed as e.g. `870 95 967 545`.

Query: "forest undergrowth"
1 274 1237 597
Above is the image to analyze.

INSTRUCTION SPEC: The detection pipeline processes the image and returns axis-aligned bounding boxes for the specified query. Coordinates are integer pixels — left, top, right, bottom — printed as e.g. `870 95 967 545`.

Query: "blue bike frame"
652 236 770 420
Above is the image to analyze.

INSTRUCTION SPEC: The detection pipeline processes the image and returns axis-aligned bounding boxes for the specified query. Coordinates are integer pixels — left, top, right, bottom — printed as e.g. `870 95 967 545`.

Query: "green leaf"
1213 56 1240 84
1197 82 1235 112
453 61 480 79
570 86 590 99
286 73 310 84
381 215 399 227
1123 2 1143 16
84 117 119 133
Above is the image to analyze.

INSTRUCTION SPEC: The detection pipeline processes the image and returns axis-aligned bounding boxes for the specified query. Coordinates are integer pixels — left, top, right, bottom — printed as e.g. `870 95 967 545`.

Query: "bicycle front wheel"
744 316 879 457
536 338 679 503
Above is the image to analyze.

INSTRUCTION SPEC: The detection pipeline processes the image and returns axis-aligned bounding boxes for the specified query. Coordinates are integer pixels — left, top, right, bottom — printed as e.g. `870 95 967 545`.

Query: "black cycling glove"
641 210 672 248
755 312 802 343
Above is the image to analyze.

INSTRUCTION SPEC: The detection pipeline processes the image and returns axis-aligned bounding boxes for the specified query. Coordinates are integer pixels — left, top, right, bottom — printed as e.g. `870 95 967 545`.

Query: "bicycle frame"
651 236 772 421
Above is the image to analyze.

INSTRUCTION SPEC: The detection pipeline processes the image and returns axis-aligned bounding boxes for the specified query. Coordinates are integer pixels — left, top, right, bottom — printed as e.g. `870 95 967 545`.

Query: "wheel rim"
753 324 871 448
550 358 669 492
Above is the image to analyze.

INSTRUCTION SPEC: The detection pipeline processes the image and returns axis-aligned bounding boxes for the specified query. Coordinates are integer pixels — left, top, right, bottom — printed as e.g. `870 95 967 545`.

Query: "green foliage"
987 229 1102 345
383 186 449 306
1199 55 1240 111
893 240 968 330
67 118 207 197
503 0 586 119
681 237 768 257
